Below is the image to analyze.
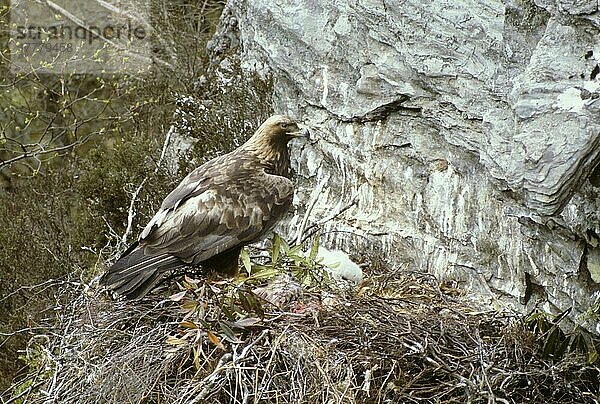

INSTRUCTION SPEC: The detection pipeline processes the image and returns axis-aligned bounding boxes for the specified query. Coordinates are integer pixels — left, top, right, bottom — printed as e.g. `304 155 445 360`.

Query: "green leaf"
246 267 280 282
272 234 281 263
219 321 239 342
302 274 313 287
240 248 251 275
181 300 198 312
197 317 211 330
289 244 302 256
246 292 264 318
221 304 236 321
193 346 201 369
309 234 320 260
542 326 566 359
251 264 270 273
238 291 252 312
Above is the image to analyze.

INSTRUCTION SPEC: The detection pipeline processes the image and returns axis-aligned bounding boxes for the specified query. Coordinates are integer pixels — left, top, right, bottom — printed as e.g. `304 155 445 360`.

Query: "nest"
7 267 600 404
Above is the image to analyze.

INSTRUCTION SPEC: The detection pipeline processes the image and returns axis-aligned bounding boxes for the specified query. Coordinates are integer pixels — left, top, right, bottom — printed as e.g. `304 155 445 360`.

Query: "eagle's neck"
241 136 291 178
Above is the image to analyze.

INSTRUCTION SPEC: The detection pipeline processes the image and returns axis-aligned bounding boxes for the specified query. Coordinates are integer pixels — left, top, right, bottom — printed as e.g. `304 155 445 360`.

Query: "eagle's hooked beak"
289 127 310 140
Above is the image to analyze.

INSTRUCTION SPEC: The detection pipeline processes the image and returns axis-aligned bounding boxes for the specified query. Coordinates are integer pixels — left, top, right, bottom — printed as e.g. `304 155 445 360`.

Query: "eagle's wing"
139 153 229 240
139 154 294 264
102 153 293 300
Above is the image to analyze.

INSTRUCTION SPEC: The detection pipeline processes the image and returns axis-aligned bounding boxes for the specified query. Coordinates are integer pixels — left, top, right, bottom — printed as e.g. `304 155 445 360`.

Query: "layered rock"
212 0 600 332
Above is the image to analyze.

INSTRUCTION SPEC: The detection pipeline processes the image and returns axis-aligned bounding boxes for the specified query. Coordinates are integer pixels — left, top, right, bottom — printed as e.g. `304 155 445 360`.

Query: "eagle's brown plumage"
100 115 308 299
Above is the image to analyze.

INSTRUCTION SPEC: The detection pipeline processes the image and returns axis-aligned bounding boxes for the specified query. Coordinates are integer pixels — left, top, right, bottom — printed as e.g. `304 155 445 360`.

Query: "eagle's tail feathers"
114 267 173 300
101 245 186 300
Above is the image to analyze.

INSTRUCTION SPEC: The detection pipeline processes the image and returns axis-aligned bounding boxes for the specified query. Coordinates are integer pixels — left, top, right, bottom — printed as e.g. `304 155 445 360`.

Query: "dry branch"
5 270 599 404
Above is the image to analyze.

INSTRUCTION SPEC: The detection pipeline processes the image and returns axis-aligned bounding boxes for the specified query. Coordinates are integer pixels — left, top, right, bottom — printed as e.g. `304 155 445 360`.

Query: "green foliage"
167 234 327 354
181 62 274 165
76 134 175 244
239 248 251 276
9 342 53 404
524 308 600 364
167 276 266 355
0 163 92 391
241 234 329 288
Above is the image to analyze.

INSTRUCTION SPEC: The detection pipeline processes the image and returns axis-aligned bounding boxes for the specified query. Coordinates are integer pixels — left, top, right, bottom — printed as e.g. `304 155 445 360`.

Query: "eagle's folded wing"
140 169 294 265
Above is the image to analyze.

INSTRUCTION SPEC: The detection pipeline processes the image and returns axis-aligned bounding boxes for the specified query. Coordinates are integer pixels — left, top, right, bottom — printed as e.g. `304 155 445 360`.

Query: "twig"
299 192 359 244
121 126 173 245
0 137 91 169
3 380 46 404
188 353 233 403
236 329 269 361
293 174 329 244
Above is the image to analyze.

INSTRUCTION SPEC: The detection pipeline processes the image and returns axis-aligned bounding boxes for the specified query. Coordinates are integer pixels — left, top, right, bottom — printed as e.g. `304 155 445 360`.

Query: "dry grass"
5 266 600 404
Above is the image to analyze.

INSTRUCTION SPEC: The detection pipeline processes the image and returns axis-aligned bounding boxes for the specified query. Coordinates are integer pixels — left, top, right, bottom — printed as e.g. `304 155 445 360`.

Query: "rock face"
213 0 600 332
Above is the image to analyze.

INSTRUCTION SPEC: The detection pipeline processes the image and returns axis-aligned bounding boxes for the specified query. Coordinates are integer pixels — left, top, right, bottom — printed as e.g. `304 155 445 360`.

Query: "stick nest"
9 266 600 404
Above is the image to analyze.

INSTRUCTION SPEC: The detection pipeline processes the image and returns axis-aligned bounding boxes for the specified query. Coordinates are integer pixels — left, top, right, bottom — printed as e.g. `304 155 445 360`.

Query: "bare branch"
121 126 174 245
42 0 154 65
293 174 329 245
0 136 90 170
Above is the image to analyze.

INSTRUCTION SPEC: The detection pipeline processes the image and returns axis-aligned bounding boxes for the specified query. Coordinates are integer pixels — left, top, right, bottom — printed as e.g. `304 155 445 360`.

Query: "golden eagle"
100 115 308 299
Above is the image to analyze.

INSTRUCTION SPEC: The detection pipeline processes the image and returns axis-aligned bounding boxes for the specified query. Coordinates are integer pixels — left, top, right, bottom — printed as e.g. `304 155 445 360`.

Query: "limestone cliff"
210 0 600 332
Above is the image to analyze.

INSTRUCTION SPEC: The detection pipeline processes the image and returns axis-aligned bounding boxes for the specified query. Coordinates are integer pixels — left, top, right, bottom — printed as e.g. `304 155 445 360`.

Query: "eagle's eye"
278 121 291 129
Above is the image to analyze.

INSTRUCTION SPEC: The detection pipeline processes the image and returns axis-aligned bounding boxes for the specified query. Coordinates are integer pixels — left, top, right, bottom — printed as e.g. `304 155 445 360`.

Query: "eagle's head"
254 115 309 145
243 115 309 177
